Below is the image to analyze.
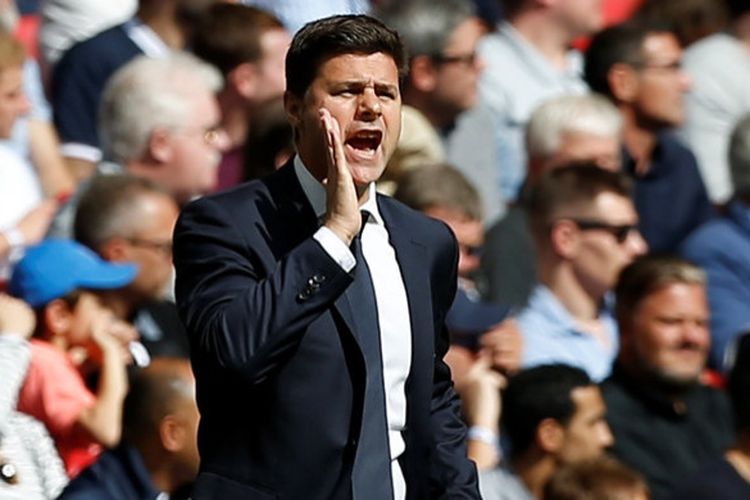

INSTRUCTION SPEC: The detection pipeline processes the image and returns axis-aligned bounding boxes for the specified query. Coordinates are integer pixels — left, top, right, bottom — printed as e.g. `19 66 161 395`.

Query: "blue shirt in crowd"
515 285 618 382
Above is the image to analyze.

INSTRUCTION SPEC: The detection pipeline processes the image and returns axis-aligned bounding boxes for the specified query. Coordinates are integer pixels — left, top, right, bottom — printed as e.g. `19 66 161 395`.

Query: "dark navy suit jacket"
173 162 479 500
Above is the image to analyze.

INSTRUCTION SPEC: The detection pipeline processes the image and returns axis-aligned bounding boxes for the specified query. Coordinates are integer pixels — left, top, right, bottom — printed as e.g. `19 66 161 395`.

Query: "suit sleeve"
428 226 481 499
173 195 353 383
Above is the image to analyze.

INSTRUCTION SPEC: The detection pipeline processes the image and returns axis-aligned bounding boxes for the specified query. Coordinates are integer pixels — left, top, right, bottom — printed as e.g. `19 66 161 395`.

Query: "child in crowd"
9 239 138 477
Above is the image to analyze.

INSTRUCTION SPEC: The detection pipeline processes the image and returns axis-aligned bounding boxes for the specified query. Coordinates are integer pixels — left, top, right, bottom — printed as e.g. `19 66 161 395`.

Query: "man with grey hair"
374 0 502 223
48 53 227 239
681 112 750 371
99 53 228 204
481 93 624 308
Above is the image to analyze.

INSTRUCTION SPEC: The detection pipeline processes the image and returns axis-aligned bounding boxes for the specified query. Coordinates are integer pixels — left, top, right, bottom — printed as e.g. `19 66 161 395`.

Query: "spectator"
544 455 649 500
605 255 734 499
48 53 226 239
192 3 290 190
376 0 501 222
681 113 750 370
74 174 189 358
517 164 646 381
669 332 750 499
51 0 220 180
452 0 602 205
679 0 750 203
394 164 519 469
585 20 713 252
480 364 613 500
481 93 623 308
39 0 136 73
0 32 57 281
0 294 68 499
59 357 200 499
9 240 137 477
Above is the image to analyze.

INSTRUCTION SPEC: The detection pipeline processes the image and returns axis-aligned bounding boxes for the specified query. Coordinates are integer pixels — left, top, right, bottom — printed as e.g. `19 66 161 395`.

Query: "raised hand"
320 108 361 246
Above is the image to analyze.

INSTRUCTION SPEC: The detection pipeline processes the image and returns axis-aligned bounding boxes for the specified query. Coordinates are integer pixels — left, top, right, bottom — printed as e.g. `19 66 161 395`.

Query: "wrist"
467 425 499 448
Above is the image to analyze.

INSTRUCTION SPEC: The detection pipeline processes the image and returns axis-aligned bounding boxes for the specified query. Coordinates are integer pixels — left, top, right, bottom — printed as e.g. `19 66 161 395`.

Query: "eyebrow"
330 80 399 94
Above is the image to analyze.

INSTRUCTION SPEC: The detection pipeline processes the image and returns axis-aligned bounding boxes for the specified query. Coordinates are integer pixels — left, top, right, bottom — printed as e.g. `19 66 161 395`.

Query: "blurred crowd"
0 0 749 498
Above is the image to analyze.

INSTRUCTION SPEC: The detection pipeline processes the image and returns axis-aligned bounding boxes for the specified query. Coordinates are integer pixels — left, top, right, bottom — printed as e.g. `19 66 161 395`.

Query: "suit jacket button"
313 274 326 284
297 290 310 301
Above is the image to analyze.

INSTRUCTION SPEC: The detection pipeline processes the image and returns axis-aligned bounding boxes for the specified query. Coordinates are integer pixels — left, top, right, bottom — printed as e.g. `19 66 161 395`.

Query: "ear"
44 299 74 338
608 63 640 103
283 90 303 129
148 128 173 164
98 237 130 263
409 55 439 93
159 415 186 452
549 219 579 258
228 62 258 99
536 418 565 454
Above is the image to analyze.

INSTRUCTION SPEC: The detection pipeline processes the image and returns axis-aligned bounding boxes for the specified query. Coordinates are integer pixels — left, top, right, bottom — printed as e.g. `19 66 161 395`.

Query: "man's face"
632 33 691 128
252 28 291 104
553 0 604 38
0 65 29 138
118 193 179 301
423 206 483 279
285 52 402 187
547 131 622 172
159 87 228 203
557 385 613 463
430 17 485 120
563 192 647 297
624 282 710 387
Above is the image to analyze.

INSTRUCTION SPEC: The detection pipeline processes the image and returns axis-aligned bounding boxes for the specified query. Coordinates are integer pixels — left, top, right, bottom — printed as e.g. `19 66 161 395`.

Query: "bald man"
60 358 200 499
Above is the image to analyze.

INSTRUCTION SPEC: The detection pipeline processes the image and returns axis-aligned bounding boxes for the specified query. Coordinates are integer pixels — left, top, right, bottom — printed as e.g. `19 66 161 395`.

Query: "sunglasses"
567 218 640 244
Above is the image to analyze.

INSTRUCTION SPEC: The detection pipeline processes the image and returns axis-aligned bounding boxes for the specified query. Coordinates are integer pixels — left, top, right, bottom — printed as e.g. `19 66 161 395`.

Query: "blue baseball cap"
9 240 138 308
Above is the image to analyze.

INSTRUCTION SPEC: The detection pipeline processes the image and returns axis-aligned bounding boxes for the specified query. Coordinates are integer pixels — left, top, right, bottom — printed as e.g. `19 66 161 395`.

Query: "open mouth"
345 129 383 159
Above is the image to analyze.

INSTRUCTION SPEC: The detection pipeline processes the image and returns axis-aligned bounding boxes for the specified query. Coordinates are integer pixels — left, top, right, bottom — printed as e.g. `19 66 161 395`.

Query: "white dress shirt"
295 158 412 499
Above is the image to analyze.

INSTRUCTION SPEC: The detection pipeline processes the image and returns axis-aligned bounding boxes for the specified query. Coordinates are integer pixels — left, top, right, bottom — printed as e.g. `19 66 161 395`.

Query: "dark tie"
350 211 395 500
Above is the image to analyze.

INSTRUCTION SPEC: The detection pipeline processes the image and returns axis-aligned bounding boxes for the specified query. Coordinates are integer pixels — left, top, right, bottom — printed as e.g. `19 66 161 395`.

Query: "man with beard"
51 0 219 179
604 255 734 500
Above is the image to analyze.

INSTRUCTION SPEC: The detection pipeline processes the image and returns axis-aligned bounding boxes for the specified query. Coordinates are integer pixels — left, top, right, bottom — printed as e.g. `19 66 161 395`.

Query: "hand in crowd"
480 319 523 376
0 293 36 338
460 354 505 470
321 108 362 246
87 311 139 366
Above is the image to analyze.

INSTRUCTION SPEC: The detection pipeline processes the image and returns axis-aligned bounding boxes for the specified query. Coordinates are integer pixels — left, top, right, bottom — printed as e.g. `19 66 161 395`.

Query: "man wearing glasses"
584 20 714 253
514 164 647 381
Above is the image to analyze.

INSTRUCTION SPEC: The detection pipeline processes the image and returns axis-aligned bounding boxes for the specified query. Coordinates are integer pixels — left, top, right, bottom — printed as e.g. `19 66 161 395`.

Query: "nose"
357 88 381 120
18 92 31 116
207 128 231 153
626 229 648 257
678 68 692 92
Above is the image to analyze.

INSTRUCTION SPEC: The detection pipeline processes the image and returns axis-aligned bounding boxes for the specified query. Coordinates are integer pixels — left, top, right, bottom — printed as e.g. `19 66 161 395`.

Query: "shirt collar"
124 17 171 58
293 156 383 225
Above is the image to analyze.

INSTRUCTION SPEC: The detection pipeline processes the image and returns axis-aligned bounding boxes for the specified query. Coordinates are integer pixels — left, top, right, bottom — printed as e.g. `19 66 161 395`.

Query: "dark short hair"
192 3 284 77
122 358 194 444
584 20 671 99
527 163 633 239
393 164 482 220
614 254 706 327
285 14 408 97
502 364 592 458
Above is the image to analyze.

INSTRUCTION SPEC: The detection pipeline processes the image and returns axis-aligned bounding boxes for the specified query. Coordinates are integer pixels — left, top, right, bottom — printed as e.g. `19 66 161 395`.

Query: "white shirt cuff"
314 226 355 272
59 142 102 163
